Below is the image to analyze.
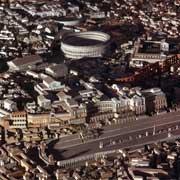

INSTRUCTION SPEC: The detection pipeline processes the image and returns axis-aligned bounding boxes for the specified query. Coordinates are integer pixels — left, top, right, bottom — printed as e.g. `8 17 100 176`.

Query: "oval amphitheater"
61 31 111 59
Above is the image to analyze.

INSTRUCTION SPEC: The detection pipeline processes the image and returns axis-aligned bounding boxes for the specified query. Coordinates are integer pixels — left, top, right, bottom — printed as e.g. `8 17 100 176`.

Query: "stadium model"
61 31 111 59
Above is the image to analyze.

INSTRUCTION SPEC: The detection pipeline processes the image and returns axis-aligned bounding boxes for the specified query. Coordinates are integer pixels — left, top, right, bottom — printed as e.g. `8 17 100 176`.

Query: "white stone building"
4 99 17 112
43 76 64 91
37 95 51 109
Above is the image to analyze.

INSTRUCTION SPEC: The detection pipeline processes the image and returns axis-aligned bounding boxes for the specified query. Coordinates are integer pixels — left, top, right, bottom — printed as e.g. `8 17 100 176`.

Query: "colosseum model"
61 31 111 59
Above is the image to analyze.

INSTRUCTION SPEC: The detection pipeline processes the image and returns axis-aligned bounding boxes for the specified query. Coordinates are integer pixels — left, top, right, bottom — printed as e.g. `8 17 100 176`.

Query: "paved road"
52 110 180 160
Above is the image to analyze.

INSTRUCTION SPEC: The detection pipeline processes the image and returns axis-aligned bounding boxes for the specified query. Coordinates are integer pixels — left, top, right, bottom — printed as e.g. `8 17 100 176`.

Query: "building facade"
129 95 146 115
142 88 167 113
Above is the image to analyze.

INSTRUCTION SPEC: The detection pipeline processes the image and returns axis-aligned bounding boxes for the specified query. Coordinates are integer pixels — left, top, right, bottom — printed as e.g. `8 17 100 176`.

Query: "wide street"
52 110 180 160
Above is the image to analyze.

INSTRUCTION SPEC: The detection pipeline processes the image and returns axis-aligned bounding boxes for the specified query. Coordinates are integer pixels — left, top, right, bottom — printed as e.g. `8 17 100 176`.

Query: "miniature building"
4 99 17 112
27 113 51 127
142 88 167 113
96 98 129 113
45 64 68 78
64 99 87 124
26 101 37 113
43 76 64 91
129 167 169 180
9 111 27 129
37 95 51 109
129 94 146 115
56 91 71 101
130 38 180 68
7 55 43 71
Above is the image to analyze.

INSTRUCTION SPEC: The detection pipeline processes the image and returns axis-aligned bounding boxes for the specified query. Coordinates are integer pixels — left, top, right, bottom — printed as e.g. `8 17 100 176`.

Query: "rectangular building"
8 55 43 71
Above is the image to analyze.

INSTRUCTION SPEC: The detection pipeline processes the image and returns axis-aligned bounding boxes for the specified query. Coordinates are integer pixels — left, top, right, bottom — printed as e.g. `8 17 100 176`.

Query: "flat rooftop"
138 40 180 54
139 41 161 54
